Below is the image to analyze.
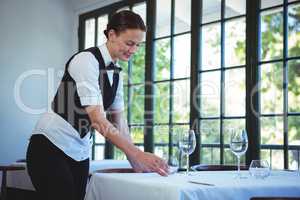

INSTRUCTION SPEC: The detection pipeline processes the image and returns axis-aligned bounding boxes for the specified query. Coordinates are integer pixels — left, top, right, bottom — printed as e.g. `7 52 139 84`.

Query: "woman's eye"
126 42 134 46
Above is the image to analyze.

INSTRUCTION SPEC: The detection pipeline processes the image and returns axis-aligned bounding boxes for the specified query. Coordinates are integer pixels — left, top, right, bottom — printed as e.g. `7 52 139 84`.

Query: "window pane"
124 85 128 119
156 0 171 38
261 149 284 169
154 126 169 144
95 131 105 143
174 34 191 79
225 18 246 67
172 125 190 158
271 150 284 169
133 3 146 34
260 63 283 114
261 149 272 166
225 68 245 116
119 61 128 85
261 8 283 61
223 119 245 144
154 146 168 158
131 126 144 144
261 116 284 145
154 82 170 124
200 71 221 117
130 85 144 124
201 23 221 70
85 18 95 48
173 80 190 123
224 148 236 165
288 116 300 145
202 0 221 24
200 119 220 144
114 148 126 160
261 0 283 9
289 150 300 170
94 145 104 160
225 0 246 18
97 15 108 46
261 149 285 169
288 3 300 57
170 144 181 164
174 0 191 34
200 148 220 164
117 7 130 12
172 125 190 138
155 39 171 81
288 60 300 113
132 43 145 84
137 146 144 151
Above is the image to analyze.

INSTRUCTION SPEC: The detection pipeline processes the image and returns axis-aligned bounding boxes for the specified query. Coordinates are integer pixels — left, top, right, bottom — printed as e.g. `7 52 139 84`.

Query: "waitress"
26 10 169 200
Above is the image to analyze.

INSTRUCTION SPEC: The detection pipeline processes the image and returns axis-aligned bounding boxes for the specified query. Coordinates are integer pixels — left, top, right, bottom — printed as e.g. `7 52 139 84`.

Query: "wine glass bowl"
249 160 271 179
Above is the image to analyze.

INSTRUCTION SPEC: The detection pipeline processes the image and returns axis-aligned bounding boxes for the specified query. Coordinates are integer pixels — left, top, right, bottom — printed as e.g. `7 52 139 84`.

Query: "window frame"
78 0 300 170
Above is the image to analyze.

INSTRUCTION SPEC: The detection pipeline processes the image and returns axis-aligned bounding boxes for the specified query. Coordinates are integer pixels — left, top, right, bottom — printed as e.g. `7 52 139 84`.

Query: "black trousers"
26 134 89 200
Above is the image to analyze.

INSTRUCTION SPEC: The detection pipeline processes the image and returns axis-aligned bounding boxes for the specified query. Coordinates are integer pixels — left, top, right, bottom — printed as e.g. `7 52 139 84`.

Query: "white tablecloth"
1 159 130 191
85 170 300 200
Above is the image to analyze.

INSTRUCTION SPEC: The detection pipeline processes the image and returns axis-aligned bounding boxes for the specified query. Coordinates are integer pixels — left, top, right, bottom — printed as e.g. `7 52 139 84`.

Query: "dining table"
85 170 300 200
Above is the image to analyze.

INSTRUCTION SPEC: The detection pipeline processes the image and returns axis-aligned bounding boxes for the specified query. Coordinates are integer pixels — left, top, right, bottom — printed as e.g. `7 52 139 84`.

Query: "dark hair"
104 10 146 38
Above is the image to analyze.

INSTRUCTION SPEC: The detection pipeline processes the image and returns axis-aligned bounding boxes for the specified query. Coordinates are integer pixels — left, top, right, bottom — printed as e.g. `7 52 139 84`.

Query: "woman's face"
108 29 145 61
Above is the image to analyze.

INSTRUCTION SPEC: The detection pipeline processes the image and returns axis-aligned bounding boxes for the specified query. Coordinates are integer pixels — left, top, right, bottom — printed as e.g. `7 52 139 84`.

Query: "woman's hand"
127 151 169 176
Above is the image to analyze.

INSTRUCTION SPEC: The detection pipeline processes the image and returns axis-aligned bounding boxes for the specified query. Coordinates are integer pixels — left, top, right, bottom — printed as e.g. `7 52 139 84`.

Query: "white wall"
0 0 75 164
72 0 121 14
0 0 121 165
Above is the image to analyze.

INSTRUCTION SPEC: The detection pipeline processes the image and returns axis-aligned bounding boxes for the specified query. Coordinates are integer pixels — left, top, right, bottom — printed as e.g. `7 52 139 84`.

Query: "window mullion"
190 0 202 166
283 0 289 169
168 0 175 159
245 0 261 165
220 0 225 165
104 13 115 159
144 0 156 153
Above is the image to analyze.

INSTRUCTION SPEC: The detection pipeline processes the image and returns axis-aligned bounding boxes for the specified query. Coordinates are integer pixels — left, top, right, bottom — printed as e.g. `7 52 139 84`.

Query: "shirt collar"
98 43 118 67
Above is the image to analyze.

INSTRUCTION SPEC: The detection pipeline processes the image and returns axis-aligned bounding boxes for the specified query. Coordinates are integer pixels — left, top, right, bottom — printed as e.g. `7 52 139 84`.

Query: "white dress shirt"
31 44 124 161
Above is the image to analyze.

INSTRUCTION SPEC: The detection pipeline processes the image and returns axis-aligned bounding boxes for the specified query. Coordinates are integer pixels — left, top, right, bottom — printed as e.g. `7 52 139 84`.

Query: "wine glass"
178 129 196 175
230 129 248 178
249 160 270 179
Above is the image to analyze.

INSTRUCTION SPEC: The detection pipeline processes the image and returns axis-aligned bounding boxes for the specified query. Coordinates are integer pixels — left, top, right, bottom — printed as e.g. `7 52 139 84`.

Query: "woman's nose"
129 45 138 53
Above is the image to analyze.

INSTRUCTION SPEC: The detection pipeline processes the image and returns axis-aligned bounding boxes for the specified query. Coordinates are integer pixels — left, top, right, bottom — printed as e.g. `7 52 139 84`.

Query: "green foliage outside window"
114 5 300 169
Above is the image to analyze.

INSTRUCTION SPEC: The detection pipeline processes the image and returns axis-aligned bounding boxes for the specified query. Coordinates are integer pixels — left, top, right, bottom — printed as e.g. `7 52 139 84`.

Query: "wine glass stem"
186 154 189 175
237 155 241 176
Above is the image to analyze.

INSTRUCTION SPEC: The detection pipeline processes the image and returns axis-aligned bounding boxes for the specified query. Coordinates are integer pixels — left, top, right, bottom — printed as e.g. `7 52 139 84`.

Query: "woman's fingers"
131 151 170 176
151 157 169 176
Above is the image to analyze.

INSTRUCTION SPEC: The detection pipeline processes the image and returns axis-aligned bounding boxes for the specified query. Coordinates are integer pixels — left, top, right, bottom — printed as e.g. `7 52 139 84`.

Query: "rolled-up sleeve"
68 52 103 107
108 72 125 111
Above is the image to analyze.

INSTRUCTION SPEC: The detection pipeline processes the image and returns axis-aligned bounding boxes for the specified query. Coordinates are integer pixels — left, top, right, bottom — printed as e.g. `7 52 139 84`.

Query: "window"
259 0 300 170
199 0 246 165
153 0 191 164
79 0 300 170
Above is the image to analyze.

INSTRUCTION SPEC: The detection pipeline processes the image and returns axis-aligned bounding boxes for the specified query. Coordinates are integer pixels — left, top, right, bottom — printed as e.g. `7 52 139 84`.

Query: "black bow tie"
106 62 122 71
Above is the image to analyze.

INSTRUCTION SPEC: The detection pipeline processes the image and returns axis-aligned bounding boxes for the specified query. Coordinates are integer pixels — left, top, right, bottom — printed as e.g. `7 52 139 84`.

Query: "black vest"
51 47 121 138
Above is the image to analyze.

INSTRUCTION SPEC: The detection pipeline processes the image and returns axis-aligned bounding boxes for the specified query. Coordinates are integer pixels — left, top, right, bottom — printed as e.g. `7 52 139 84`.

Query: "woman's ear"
108 29 117 42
